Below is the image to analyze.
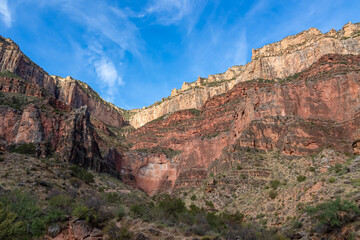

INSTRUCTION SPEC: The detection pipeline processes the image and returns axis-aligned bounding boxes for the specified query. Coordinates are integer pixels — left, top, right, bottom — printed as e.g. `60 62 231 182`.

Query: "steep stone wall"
123 54 360 195
0 36 126 128
130 22 360 128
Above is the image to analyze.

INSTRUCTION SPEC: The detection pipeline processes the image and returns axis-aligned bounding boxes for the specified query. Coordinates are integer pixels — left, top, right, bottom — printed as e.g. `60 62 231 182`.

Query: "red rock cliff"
0 36 126 128
123 54 360 195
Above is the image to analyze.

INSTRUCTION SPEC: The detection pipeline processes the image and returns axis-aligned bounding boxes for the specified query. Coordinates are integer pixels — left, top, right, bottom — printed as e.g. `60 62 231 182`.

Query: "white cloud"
93 55 124 101
146 0 194 25
94 57 124 87
0 0 11 27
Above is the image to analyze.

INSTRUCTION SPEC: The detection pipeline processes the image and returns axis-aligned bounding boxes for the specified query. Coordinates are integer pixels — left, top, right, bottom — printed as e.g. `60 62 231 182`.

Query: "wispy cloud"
0 0 11 27
36 0 142 102
146 0 196 25
94 56 124 98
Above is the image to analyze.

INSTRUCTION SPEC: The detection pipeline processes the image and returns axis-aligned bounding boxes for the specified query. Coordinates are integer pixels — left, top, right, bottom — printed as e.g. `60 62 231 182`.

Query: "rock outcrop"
0 77 103 170
123 54 360 195
0 36 126 128
130 22 360 128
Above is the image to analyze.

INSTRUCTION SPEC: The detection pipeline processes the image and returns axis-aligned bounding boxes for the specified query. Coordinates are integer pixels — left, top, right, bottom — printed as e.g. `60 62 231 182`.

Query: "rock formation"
0 76 104 170
130 22 360 128
1 23 360 198
123 54 360 195
0 36 126 128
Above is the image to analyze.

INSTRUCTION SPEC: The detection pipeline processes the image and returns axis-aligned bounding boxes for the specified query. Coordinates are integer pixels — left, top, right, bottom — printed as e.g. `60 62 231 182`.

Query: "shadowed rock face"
122 54 360 195
130 22 360 128
0 36 126 128
0 77 104 170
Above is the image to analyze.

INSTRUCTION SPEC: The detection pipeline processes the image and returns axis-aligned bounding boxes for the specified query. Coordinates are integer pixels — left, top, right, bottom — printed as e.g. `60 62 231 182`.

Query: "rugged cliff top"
129 22 360 128
252 22 360 59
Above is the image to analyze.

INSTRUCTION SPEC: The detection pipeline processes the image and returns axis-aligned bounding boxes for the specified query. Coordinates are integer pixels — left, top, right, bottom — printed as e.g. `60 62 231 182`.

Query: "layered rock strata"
0 36 126 127
130 22 360 128
0 77 103 170
122 54 360 195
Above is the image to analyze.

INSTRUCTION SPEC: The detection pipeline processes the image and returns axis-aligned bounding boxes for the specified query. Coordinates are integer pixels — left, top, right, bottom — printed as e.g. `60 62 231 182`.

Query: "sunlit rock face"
130 22 360 128
123 54 360 195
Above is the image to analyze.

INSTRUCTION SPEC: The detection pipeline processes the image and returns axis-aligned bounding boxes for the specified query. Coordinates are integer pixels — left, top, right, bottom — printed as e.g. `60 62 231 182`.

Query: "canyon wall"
123 54 360 195
130 22 360 128
0 36 126 128
0 77 103 169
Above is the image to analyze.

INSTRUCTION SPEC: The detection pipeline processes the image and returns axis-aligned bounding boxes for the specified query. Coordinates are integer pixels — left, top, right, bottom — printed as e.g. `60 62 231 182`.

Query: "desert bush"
69 165 95 184
206 212 224 232
116 205 126 221
0 71 21 79
269 190 277 199
158 195 186 215
270 180 281 189
0 190 66 238
328 177 336 183
305 198 360 230
104 192 120 204
0 203 26 240
104 222 133 240
10 143 36 155
191 194 197 201
205 200 214 208
297 175 306 182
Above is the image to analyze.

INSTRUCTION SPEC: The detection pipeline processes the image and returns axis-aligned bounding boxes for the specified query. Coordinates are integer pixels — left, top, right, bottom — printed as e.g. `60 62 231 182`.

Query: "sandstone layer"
0 36 126 128
130 22 360 128
122 54 360 195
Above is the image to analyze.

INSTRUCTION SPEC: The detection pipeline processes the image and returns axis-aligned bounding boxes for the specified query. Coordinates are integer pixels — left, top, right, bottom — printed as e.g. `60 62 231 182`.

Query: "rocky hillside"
0 36 126 128
130 22 360 128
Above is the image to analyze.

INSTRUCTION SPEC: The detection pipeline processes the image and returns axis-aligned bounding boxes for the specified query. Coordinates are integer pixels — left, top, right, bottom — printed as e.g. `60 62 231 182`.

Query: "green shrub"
206 212 224 232
305 198 360 229
191 194 197 201
308 166 316 172
329 177 336 183
116 205 126 221
158 195 186 215
82 172 95 184
72 204 98 225
205 200 214 208
269 190 277 199
293 221 303 228
334 163 343 173
72 205 90 220
0 190 52 238
297 175 306 182
104 192 120 204
270 180 281 189
104 222 133 240
0 157 4 162
0 71 21 79
0 203 26 240
48 194 73 215
237 165 243 170
130 204 146 218
70 165 95 184
10 143 36 155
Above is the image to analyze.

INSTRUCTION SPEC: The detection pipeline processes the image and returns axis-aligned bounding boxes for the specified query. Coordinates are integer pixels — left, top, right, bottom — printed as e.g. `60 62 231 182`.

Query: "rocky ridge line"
129 22 360 128
0 37 126 128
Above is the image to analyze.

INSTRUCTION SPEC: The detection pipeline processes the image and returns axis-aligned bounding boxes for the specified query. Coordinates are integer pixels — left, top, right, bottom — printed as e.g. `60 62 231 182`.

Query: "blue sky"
0 0 359 109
